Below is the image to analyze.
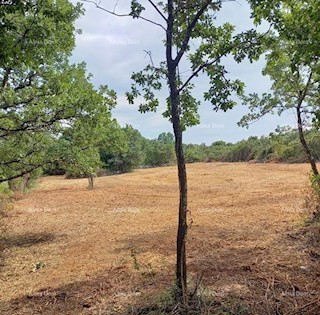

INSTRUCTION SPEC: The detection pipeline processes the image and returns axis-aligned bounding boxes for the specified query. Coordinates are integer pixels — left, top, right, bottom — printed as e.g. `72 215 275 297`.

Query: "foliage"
184 144 206 163
0 0 84 182
241 0 320 178
125 3 262 127
101 125 145 173
0 1 122 190
144 133 175 167
145 127 320 165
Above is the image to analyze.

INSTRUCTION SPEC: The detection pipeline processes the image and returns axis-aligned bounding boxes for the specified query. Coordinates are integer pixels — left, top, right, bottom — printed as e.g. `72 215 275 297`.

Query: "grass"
0 162 320 314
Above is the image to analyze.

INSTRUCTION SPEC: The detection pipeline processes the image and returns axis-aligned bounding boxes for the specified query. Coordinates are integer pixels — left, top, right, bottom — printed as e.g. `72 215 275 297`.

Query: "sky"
70 0 297 144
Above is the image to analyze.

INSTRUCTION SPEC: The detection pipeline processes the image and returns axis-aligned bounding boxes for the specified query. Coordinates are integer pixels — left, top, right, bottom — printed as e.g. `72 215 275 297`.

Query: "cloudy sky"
70 0 296 144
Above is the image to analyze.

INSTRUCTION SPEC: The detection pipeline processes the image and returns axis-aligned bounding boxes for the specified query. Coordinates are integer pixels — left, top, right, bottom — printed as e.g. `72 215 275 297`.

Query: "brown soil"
0 163 319 314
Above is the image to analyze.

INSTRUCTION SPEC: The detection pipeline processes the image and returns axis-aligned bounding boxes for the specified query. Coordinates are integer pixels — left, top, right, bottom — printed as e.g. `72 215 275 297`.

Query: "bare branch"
144 50 154 67
82 0 166 31
113 0 120 13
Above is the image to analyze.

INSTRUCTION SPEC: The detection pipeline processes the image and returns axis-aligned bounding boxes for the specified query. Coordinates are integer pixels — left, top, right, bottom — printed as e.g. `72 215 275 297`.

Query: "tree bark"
170 74 188 304
297 101 319 178
166 0 188 303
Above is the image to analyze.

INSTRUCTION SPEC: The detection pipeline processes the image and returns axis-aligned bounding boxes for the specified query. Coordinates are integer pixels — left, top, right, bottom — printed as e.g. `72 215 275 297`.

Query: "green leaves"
0 1 119 182
0 0 83 69
240 0 320 153
239 93 281 127
126 64 164 113
130 0 145 18
125 1 265 130
204 65 244 112
248 0 320 65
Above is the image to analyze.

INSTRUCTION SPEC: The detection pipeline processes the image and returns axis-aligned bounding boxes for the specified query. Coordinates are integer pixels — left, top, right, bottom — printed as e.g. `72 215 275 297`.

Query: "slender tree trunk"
166 3 188 298
172 94 188 303
170 79 188 304
87 173 94 190
22 173 30 193
296 103 319 177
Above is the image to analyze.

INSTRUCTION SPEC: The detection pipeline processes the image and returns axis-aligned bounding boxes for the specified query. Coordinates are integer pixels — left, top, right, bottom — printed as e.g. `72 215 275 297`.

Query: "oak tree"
241 0 320 180
85 0 262 302
0 1 119 187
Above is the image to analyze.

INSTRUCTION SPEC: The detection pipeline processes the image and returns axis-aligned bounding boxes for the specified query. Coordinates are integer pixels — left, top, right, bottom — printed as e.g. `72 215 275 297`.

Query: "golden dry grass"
0 162 320 314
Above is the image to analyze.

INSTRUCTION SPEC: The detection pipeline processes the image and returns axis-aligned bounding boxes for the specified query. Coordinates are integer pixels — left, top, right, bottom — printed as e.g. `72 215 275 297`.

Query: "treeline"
184 127 320 164
45 125 320 178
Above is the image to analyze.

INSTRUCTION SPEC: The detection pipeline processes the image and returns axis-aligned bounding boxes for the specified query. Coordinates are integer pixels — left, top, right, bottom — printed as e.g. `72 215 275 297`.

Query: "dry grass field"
1 163 320 314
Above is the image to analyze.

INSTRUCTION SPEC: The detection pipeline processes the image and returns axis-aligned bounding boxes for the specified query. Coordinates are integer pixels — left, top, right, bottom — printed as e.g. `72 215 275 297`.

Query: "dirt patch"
0 163 319 314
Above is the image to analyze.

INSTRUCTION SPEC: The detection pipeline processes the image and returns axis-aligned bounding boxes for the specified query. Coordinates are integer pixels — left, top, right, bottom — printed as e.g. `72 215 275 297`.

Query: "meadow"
1 163 319 314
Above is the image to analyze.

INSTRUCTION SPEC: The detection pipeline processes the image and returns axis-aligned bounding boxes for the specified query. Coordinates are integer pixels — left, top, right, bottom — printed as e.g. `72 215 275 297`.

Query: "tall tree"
240 0 320 180
1 1 120 187
0 0 84 181
85 0 262 302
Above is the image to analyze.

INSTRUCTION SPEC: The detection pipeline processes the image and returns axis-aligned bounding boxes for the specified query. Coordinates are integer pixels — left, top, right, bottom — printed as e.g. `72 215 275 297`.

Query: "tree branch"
82 0 166 31
147 0 167 22
0 108 76 138
0 165 42 183
174 0 214 67
14 71 38 91
179 26 272 92
166 0 174 65
178 56 224 93
0 96 35 111
2 68 11 88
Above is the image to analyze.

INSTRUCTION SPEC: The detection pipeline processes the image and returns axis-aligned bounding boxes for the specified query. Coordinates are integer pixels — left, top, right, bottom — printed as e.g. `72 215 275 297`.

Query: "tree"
0 0 85 182
157 132 174 144
145 138 175 166
240 0 320 181
101 125 146 173
85 0 262 302
184 144 205 163
48 83 117 189
0 1 120 189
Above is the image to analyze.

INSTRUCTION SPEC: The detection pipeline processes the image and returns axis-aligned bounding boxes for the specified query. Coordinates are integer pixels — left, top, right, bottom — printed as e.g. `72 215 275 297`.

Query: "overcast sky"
70 0 296 144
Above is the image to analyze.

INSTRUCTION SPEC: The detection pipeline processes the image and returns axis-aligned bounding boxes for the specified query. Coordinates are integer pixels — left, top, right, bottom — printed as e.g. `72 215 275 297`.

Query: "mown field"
1 163 320 314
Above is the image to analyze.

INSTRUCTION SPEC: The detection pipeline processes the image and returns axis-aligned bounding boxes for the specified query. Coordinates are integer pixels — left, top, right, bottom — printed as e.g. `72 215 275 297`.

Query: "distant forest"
45 125 320 177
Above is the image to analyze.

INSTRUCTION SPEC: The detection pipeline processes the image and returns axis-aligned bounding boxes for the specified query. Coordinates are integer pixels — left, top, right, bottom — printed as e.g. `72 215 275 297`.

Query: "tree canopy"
241 0 320 177
0 1 119 184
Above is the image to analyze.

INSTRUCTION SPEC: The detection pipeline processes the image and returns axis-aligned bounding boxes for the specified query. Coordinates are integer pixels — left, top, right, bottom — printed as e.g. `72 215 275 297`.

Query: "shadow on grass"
2 232 57 249
112 224 320 315
1 225 320 315
0 265 172 315
0 232 64 270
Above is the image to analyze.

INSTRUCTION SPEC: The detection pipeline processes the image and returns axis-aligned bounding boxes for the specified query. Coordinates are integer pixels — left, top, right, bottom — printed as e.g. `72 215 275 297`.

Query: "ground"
0 163 319 314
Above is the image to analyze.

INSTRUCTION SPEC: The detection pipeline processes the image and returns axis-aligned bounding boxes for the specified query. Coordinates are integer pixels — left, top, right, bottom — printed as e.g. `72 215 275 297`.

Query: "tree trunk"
172 102 188 303
166 0 188 304
167 61 188 304
296 104 319 177
87 173 94 190
8 174 30 193
171 89 188 303
22 173 31 193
